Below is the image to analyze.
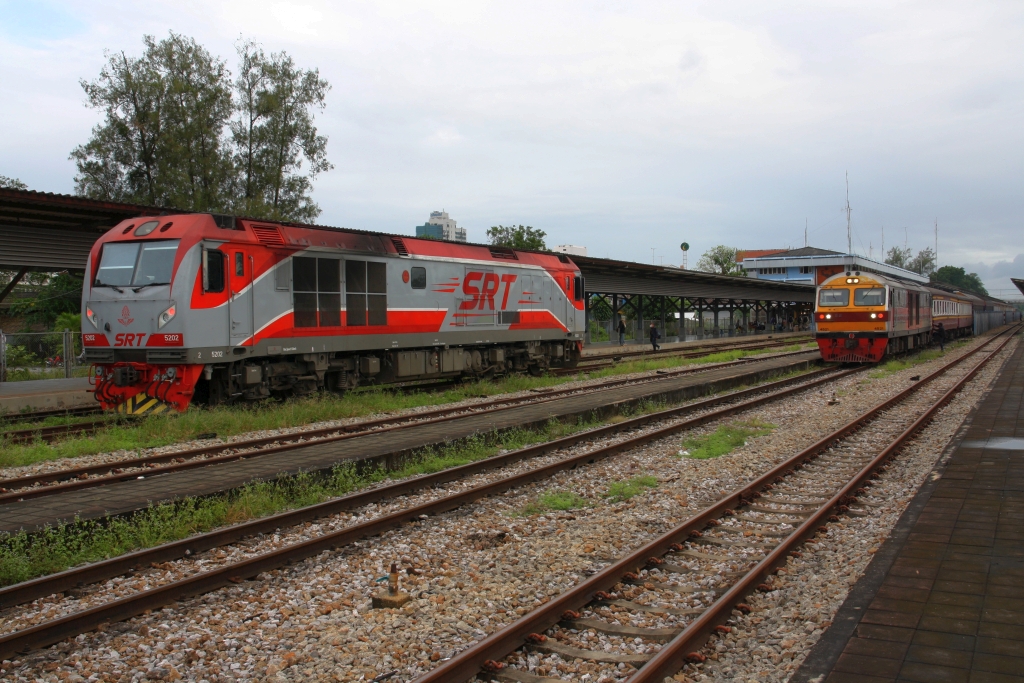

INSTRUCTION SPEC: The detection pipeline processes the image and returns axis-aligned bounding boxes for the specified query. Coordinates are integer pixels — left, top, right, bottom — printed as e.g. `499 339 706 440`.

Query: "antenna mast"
804 218 808 247
934 218 938 268
881 225 884 258
845 172 852 254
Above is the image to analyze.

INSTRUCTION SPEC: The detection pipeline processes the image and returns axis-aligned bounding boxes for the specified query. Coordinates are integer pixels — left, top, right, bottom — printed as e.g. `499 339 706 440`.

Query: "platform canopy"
0 188 171 273
575 255 815 302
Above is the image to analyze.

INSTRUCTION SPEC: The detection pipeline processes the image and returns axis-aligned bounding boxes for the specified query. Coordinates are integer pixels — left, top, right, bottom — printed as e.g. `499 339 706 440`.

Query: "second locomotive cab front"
82 214 586 414
814 270 933 362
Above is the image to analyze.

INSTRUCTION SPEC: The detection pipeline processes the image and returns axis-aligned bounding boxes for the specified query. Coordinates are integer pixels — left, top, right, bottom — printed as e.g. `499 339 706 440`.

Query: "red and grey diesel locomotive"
82 214 585 414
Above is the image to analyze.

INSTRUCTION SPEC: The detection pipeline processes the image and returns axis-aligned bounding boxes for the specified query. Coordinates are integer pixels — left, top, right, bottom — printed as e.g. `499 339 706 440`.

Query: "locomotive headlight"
158 304 177 328
846 278 853 283
86 306 98 328
870 313 877 319
825 314 832 320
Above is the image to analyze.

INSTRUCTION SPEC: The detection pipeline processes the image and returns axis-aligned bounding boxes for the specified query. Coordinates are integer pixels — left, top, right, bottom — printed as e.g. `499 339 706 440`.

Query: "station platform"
0 350 820 534
0 377 95 415
580 330 807 355
795 336 1024 683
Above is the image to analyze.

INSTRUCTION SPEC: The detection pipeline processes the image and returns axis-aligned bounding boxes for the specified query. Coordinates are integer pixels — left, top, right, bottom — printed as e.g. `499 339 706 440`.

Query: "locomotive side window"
235 252 244 276
345 260 388 326
293 256 341 328
853 288 884 306
202 248 225 293
410 266 426 289
318 259 341 327
818 289 849 306
573 276 584 301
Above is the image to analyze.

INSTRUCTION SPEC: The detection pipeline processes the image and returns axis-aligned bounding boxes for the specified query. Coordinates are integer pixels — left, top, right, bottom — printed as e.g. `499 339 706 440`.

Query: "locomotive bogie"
82 214 585 414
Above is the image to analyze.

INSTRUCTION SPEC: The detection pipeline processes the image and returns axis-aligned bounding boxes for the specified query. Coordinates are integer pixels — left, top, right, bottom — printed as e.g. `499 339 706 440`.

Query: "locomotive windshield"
854 288 885 306
94 240 180 288
818 289 849 307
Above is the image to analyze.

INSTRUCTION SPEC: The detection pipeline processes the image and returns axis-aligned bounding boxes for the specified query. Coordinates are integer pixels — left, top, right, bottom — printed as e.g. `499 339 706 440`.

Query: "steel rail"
411 327 1018 683
0 364 843 610
0 365 855 658
0 350 818 502
628 324 1020 682
579 335 811 363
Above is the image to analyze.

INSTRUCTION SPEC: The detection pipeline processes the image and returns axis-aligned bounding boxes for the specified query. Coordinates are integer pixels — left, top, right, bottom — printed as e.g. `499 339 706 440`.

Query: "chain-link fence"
0 330 87 382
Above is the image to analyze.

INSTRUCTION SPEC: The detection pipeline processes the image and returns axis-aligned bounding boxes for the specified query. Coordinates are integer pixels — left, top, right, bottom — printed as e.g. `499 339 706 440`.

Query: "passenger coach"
82 214 586 414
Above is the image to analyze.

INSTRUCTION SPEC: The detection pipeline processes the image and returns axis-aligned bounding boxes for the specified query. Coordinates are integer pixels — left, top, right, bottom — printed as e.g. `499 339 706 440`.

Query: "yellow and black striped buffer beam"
116 392 172 415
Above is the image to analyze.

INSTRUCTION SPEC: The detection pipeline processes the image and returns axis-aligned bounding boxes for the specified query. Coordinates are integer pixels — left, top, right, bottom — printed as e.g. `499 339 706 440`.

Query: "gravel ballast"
0 335 1013 682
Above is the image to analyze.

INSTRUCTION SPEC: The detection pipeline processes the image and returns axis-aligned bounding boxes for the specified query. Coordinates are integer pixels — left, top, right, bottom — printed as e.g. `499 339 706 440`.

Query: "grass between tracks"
0 342 810 469
867 339 968 378
678 419 776 459
1 399 681 586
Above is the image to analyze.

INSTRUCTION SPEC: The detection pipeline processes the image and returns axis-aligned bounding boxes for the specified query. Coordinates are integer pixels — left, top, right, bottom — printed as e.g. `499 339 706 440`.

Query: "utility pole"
934 218 938 268
804 218 808 248
845 172 852 255
881 225 884 258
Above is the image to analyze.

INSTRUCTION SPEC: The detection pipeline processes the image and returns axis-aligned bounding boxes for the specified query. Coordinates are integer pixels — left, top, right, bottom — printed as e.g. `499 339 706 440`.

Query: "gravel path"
0 336 1011 682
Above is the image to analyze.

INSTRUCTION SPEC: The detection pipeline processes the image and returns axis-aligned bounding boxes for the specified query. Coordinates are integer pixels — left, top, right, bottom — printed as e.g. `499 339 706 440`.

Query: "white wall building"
426 210 466 242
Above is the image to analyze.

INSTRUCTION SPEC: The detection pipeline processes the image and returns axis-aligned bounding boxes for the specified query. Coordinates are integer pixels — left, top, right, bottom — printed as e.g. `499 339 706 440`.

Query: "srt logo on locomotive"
460 272 517 310
117 305 134 326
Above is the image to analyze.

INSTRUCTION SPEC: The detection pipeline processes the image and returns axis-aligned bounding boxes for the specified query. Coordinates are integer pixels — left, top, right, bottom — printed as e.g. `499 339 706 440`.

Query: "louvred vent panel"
391 237 410 256
489 247 518 260
251 224 285 245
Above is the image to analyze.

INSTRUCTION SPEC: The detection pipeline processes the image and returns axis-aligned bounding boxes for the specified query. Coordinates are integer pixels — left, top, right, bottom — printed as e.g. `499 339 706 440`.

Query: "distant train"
82 214 585 414
814 269 1019 362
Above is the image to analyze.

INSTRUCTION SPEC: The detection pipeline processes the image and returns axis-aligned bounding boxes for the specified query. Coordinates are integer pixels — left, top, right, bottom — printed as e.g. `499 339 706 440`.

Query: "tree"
0 175 28 189
695 245 744 275
70 33 332 222
231 41 332 222
8 272 83 328
486 225 547 250
931 265 988 295
884 246 912 270
907 247 936 276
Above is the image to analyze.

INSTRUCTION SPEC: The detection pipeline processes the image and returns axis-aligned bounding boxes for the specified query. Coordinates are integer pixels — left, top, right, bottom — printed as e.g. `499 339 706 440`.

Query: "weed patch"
518 489 590 516
604 475 658 502
678 420 775 460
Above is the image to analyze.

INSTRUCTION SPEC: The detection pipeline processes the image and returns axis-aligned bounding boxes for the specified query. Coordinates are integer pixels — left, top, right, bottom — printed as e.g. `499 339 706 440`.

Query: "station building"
740 246 928 285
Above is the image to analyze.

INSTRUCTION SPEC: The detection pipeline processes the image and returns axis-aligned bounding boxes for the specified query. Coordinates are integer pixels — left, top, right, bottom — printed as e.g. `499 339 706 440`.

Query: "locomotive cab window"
234 252 244 276
96 240 180 288
853 288 885 306
292 256 341 328
573 276 584 301
346 260 387 326
410 266 426 289
818 289 849 307
202 248 225 293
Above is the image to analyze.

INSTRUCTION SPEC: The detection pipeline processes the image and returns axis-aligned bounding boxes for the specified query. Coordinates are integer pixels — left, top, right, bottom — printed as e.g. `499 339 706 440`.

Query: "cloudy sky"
2 1 1022 297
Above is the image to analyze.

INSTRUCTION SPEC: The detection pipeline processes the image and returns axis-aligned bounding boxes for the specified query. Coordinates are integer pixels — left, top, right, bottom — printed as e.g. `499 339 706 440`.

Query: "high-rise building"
415 210 466 242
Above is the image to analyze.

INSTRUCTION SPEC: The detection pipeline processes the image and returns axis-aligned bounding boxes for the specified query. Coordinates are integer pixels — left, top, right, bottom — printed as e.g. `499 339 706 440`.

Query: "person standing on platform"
937 322 945 351
649 322 661 351
617 319 626 346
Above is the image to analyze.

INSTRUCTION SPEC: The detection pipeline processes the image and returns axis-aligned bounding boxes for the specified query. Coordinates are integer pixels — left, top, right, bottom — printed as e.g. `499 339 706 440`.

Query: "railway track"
0 348 818 503
0 336 807 447
413 326 1019 683
0 358 862 658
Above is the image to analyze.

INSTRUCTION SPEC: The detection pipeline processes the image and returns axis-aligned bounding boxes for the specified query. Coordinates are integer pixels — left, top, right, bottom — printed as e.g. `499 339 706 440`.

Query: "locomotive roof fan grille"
489 246 518 260
390 237 410 256
251 224 286 245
